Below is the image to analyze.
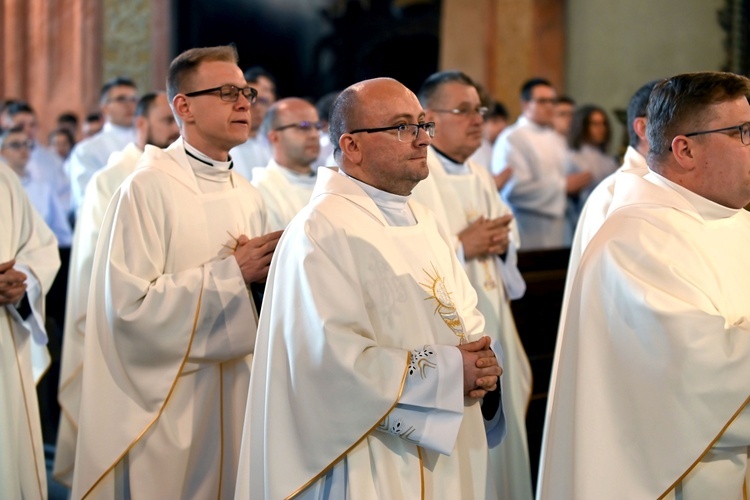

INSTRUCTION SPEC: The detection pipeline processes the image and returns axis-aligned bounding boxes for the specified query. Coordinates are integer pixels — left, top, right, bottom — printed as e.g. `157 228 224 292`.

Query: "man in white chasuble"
72 45 282 499
236 77 505 499
411 69 533 500
539 72 750 499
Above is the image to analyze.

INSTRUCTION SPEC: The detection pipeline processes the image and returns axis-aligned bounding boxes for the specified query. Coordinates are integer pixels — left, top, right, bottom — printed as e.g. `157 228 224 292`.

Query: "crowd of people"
1 42 748 499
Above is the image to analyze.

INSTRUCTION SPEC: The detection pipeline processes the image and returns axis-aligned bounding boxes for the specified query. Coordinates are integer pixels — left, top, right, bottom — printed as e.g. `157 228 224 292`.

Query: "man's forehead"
194 60 244 86
532 85 556 98
109 85 136 96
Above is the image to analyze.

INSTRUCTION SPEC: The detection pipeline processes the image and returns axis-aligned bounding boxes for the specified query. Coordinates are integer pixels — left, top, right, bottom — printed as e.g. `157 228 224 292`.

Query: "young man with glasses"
67 76 138 215
1 125 72 246
492 78 592 249
72 45 282 499
237 77 504 499
53 92 180 488
539 71 750 499
411 69 532 500
251 97 322 230
230 66 278 179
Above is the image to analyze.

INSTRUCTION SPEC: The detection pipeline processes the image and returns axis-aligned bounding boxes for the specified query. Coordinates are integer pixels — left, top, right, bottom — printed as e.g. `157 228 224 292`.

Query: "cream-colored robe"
71 138 268 499
412 148 533 500
54 142 142 486
236 167 499 499
538 171 750 499
1 161 60 500
251 159 316 231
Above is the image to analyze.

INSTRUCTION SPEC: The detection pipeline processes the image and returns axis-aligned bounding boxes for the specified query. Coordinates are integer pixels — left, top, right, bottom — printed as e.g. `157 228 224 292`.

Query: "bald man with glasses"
237 77 505 499
251 97 323 230
72 45 281 499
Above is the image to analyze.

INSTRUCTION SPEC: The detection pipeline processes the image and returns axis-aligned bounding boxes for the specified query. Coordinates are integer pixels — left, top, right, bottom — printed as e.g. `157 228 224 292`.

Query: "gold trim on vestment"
6 314 46 499
417 446 425 500
287 351 412 499
658 395 750 499
82 286 204 498
57 362 83 396
217 364 225 500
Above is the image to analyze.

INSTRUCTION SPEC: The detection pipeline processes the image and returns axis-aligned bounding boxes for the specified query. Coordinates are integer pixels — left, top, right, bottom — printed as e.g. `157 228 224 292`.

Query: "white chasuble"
237 167 499 499
1 162 60 500
54 143 142 486
251 159 316 230
412 148 533 500
72 138 267 499
538 171 750 499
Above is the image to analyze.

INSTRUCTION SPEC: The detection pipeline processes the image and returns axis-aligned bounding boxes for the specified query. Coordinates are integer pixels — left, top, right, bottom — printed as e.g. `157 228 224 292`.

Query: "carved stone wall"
102 0 151 91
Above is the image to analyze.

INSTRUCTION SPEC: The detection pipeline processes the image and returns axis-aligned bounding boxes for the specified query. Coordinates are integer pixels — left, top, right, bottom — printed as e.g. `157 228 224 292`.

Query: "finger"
0 260 16 273
468 388 488 399
457 336 490 352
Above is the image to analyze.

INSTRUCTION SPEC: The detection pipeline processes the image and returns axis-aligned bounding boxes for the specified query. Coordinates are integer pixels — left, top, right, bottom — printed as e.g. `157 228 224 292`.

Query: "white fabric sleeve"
7 263 47 345
495 235 526 300
376 344 465 455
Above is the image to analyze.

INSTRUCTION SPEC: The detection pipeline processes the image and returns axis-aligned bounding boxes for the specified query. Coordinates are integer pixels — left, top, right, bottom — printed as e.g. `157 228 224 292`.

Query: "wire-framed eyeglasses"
348 122 436 143
274 121 324 132
184 85 258 104
680 122 750 146
430 106 488 118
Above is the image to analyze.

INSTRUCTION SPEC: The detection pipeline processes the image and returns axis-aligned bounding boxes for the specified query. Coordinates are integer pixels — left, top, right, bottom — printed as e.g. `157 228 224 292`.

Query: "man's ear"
670 135 697 171
633 116 647 142
340 134 362 165
172 95 193 124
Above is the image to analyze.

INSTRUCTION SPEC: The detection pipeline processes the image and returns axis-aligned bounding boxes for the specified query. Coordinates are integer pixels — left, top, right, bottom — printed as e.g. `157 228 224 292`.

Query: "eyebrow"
385 112 427 123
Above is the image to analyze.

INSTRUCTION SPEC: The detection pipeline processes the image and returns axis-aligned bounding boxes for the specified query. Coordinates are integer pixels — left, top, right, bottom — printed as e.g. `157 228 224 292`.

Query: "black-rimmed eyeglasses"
431 106 488 118
274 121 324 132
184 85 258 104
348 122 436 143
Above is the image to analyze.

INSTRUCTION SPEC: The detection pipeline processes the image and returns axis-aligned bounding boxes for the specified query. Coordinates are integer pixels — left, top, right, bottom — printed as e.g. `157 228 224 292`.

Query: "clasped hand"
458 336 502 398
233 230 283 285
458 214 513 259
0 259 28 306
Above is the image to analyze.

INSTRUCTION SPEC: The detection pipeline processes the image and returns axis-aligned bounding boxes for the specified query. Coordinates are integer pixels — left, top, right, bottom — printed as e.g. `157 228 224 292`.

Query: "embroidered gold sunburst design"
420 264 467 344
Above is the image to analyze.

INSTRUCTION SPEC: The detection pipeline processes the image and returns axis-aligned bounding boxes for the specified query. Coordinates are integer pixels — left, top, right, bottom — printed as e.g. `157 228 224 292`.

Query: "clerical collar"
432 146 470 175
268 159 316 187
647 170 741 220
183 140 233 169
338 170 417 226
103 122 135 135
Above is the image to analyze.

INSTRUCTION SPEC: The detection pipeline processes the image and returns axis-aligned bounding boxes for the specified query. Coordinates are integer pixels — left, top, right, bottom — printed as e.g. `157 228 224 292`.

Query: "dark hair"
5 100 34 116
567 104 611 152
647 72 750 165
520 78 553 102
167 45 238 103
57 112 79 127
48 127 76 148
99 77 137 105
85 112 102 123
556 95 576 106
417 70 476 107
486 101 509 120
135 92 161 118
329 85 361 161
244 66 277 96
626 80 659 148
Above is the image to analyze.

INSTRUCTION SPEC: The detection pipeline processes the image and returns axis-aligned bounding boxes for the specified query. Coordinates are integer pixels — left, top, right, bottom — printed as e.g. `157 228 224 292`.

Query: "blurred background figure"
81 112 103 138
230 66 278 179
552 96 576 138
48 128 76 161
563 104 618 241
